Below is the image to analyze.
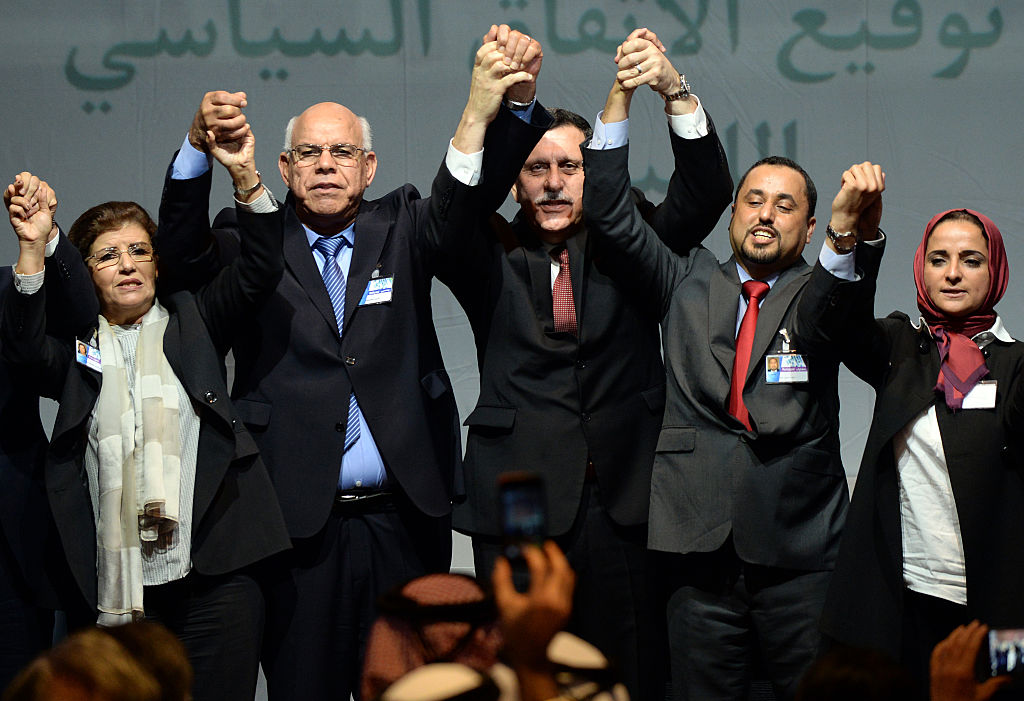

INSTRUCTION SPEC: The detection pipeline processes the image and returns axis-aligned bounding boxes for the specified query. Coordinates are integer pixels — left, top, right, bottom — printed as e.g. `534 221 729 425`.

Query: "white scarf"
93 300 183 625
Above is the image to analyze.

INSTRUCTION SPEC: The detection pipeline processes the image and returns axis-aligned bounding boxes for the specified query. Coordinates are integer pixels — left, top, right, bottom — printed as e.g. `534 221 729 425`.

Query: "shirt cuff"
445 139 483 187
44 229 60 257
13 267 44 295
818 241 857 282
171 135 213 180
234 185 278 213
590 113 628 150
667 96 709 140
507 98 536 124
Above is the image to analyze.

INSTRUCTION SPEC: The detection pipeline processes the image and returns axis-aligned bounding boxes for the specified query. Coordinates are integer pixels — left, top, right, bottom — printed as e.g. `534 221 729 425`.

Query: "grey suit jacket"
583 142 883 571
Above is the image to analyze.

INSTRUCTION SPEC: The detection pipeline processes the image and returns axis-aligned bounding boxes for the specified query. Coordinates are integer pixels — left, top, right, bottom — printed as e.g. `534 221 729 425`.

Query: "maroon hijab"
913 208 1009 409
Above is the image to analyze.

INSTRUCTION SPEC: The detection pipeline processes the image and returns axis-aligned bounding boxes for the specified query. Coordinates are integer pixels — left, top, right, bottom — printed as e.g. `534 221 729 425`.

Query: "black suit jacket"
821 312 1024 655
447 124 733 537
0 233 97 605
155 108 544 538
1 209 291 612
583 142 884 570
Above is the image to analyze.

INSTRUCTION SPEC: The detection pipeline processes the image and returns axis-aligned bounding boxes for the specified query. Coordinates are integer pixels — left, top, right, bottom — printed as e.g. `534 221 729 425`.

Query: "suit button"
581 412 591 423
345 356 357 366
982 349 990 358
1003 445 1010 454
204 391 218 404
335 423 345 432
231 419 238 428
576 360 587 369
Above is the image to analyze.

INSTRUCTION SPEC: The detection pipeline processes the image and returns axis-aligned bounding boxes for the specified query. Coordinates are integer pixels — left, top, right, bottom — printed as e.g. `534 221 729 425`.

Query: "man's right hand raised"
188 91 249 153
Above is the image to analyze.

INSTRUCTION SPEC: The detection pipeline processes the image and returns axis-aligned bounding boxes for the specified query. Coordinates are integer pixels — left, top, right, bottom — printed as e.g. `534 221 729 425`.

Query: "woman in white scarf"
2 125 291 701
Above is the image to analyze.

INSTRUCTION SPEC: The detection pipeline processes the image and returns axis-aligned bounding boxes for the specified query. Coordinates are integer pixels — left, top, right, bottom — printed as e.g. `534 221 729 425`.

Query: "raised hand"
453 36 537 154
5 172 56 246
188 90 249 152
829 161 885 243
485 24 543 104
614 29 679 96
931 621 1011 701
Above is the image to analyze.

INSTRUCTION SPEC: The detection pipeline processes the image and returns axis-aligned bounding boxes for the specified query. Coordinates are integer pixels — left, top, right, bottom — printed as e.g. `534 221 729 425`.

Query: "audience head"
361 573 502 700
729 155 817 280
68 201 158 326
279 102 377 235
3 628 161 701
512 108 591 244
914 208 1008 326
795 645 915 701
101 621 193 701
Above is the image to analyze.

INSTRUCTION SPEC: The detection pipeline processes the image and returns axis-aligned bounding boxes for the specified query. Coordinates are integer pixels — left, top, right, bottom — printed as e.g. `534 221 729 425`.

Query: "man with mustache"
444 29 733 701
583 112 886 697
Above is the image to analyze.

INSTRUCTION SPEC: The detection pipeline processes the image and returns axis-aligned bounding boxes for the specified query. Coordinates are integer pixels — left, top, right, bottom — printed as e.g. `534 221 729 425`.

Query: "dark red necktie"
553 247 577 335
728 280 770 429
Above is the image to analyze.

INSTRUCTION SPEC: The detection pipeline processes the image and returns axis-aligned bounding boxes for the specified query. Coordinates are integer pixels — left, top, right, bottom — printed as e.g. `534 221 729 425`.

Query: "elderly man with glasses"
153 25 552 701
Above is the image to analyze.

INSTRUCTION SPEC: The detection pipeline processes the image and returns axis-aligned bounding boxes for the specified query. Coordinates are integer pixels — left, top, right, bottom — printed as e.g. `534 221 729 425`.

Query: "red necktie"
728 280 770 429
553 247 577 335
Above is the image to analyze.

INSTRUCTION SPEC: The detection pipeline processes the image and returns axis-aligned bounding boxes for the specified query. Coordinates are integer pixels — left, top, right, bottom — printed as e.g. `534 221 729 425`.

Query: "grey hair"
282 114 373 153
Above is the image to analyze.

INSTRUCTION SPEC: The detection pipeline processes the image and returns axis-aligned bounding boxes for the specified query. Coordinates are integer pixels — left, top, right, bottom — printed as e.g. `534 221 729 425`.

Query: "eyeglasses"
289 143 365 167
85 242 154 269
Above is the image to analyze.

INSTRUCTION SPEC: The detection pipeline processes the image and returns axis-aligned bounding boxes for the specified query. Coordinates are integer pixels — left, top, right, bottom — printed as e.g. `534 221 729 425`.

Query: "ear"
363 151 378 187
278 152 291 188
511 181 521 203
804 216 816 244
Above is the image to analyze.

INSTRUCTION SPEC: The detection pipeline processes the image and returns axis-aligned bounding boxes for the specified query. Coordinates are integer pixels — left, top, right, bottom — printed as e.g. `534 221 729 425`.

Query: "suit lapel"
708 260 740 376
745 261 811 385
282 207 340 342
345 202 389 331
511 217 555 329
567 230 587 334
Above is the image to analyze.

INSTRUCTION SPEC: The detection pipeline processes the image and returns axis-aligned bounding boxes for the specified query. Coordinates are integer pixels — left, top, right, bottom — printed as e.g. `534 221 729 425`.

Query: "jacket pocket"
233 398 272 431
656 426 696 453
463 405 517 430
420 369 453 399
641 383 666 413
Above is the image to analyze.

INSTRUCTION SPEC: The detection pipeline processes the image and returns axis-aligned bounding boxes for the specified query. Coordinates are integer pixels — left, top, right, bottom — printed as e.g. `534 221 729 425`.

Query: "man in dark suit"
155 27 549 701
0 174 98 689
583 138 885 700
445 31 732 701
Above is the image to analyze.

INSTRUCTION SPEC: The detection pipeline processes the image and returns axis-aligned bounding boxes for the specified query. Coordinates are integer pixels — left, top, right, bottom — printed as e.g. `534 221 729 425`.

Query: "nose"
757 201 774 222
314 148 337 173
945 259 962 283
117 250 137 273
543 164 563 191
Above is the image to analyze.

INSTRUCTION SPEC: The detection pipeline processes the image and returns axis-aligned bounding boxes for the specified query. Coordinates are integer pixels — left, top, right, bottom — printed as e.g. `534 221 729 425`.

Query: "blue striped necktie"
313 235 361 452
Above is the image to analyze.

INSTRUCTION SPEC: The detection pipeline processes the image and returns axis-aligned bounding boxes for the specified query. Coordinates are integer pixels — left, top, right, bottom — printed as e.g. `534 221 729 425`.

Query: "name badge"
359 276 394 305
766 353 809 384
962 379 997 409
75 339 102 372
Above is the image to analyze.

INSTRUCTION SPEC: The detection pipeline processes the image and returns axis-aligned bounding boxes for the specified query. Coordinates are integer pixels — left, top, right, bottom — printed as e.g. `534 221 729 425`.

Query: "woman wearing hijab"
820 208 1024 685
1 126 290 701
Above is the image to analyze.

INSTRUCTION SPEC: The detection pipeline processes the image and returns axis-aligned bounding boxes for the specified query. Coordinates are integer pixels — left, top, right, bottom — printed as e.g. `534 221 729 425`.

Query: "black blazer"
821 312 1024 656
154 109 543 538
1 208 291 613
0 233 97 604
582 141 884 570
447 123 733 537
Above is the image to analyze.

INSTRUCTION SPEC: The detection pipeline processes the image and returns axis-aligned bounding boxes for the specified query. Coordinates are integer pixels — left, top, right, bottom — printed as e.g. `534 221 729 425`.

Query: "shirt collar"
304 222 355 253
911 314 1014 343
735 261 780 290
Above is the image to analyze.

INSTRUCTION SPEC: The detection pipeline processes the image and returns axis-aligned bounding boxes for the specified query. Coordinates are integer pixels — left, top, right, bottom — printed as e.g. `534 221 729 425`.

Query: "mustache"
535 191 573 206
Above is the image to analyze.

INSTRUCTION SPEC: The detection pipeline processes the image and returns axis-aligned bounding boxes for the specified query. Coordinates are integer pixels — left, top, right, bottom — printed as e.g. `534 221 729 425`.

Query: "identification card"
962 379 997 409
359 276 394 305
766 353 809 384
75 339 102 372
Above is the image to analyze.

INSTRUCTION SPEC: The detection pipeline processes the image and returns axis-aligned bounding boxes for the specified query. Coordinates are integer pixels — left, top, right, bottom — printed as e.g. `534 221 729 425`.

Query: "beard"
738 226 782 267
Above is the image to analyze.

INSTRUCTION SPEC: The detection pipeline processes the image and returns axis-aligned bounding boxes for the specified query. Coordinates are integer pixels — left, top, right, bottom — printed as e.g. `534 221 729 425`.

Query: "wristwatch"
826 224 857 253
663 74 691 101
234 170 262 199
